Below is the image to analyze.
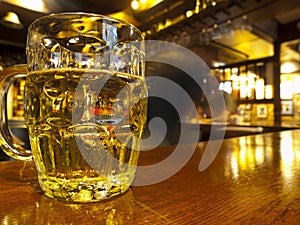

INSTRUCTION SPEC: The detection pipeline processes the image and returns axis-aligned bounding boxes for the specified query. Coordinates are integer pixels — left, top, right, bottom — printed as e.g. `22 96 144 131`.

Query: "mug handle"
0 64 32 161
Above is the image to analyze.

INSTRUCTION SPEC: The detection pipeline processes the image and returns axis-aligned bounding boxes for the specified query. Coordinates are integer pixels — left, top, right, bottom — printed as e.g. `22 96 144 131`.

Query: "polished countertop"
1 129 300 224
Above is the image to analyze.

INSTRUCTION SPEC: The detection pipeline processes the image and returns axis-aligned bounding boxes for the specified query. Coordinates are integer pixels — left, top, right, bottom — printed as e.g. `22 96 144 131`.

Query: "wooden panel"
1 129 300 224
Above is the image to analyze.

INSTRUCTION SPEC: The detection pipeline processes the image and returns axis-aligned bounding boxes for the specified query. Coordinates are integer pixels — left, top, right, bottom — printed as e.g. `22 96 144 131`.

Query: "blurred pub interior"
0 0 299 157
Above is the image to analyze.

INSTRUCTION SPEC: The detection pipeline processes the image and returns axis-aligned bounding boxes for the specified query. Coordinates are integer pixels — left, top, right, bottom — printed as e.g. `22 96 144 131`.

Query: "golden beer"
24 68 147 202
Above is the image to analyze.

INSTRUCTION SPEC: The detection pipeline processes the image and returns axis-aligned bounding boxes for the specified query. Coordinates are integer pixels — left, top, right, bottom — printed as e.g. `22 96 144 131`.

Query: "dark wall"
145 61 204 146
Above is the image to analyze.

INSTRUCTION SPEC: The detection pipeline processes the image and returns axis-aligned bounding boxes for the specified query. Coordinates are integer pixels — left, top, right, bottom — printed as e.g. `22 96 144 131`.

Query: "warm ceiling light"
186 10 194 18
281 61 298 74
2 0 48 13
0 11 23 29
131 0 163 12
131 0 140 10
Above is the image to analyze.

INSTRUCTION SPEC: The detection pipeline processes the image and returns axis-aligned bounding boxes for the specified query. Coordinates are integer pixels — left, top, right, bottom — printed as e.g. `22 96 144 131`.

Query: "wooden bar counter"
1 129 300 224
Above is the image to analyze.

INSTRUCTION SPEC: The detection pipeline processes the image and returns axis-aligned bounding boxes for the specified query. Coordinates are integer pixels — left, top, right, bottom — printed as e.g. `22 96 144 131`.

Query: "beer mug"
0 13 147 202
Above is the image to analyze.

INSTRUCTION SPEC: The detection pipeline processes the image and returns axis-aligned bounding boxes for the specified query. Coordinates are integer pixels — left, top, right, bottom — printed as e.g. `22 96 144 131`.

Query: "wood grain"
1 129 300 224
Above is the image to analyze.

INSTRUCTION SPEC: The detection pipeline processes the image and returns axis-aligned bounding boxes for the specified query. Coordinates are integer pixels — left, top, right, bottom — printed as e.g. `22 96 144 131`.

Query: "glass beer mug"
0 13 147 202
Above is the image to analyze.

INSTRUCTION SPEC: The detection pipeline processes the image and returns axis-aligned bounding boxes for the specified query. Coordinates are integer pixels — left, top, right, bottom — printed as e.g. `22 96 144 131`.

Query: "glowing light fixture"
186 10 194 18
131 0 140 10
131 0 163 11
0 11 23 29
239 74 247 99
280 79 293 99
265 85 273 99
255 78 265 100
281 61 298 74
2 0 48 13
